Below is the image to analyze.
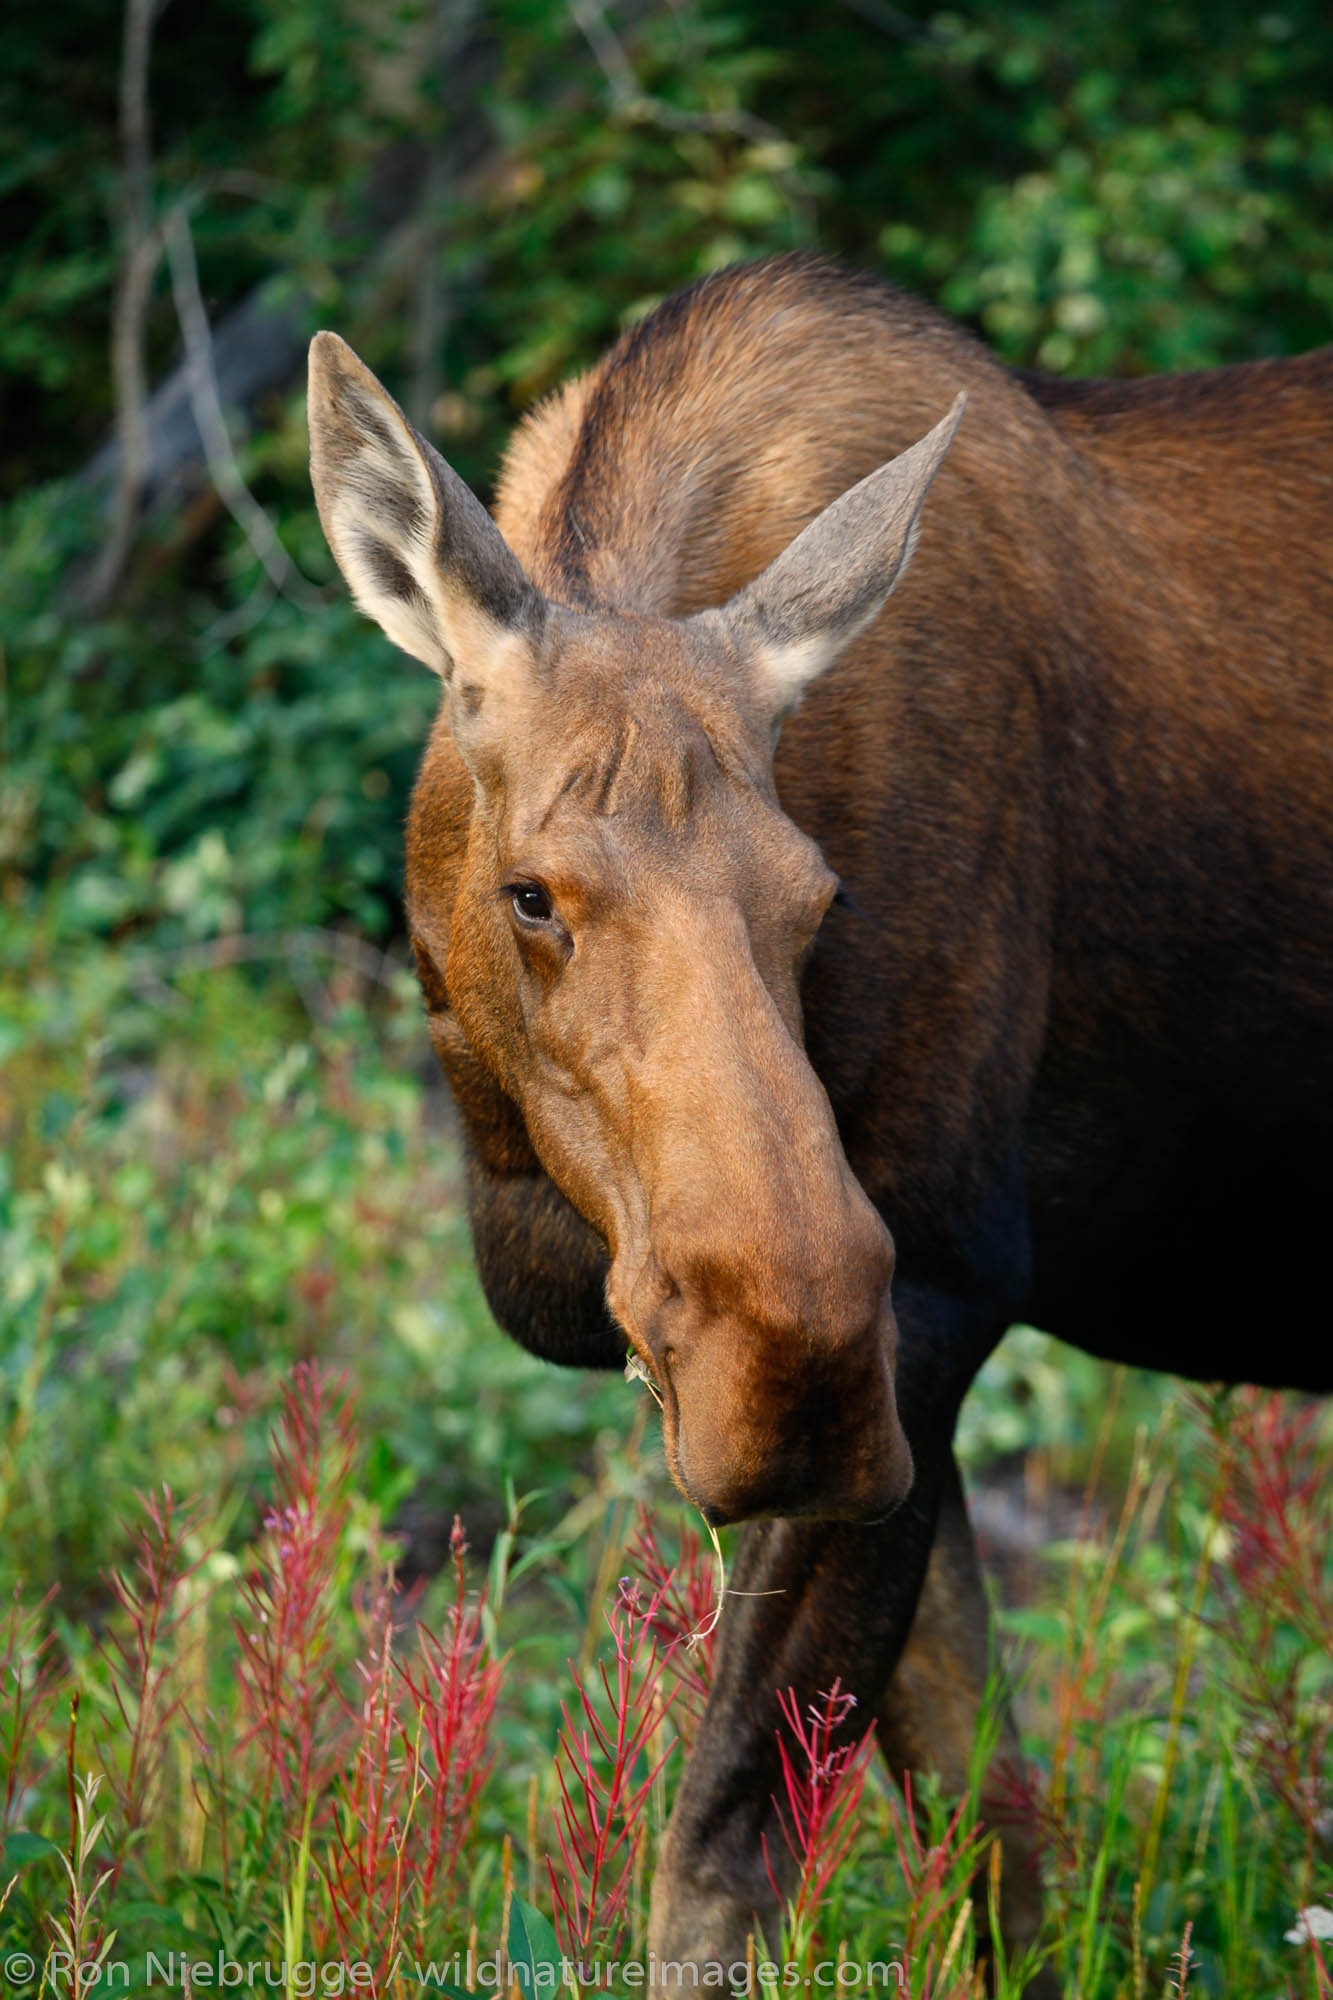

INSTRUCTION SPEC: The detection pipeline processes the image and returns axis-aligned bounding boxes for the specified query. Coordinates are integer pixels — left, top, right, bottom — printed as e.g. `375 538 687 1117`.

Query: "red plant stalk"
629 1510 718 1734
98 1484 208 1842
323 1571 416 1985
1168 1918 1195 1998
762 1681 877 1955
549 1577 678 1968
1305 1921 1333 2000
974 1752 1076 1913
323 1518 503 1979
0 1582 59 1837
397 1518 504 1918
886 1771 986 1969
233 1362 357 1825
1213 1390 1332 1650
1207 1390 1333 1875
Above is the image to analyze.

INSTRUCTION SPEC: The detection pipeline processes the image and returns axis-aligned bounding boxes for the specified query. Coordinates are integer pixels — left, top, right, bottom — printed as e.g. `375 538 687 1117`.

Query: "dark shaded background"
4 0 1332 952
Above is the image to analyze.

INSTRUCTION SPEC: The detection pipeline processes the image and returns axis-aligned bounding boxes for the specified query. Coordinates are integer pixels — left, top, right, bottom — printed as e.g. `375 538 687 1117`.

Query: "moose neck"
495 257 1058 628
494 257 1333 1148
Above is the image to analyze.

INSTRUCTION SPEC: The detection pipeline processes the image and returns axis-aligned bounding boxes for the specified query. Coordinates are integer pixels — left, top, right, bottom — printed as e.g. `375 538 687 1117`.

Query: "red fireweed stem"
913 1808 979 1947
527 1771 540 1907
583 1667 625 1938
884 1771 983 1960
1306 1921 1333 2000
1 1585 58 1834
328 1582 403 1970
1216 1391 1332 1669
1169 1917 1194 1998
764 1682 876 1950
389 1519 501 1921
419 1699 448 1896
629 1509 719 1730
236 1365 356 1833
551 1583 677 1958
1200 1391 1329 1891
104 1486 209 1847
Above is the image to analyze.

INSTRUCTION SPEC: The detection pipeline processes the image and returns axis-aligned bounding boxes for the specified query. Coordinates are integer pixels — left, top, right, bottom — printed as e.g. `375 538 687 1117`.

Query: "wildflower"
549 1577 677 1960
763 1680 876 1954
1287 1906 1333 1944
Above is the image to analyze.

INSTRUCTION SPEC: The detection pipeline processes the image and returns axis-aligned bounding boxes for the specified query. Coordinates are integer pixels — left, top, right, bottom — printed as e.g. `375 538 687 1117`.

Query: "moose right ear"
307 332 544 709
717 392 966 719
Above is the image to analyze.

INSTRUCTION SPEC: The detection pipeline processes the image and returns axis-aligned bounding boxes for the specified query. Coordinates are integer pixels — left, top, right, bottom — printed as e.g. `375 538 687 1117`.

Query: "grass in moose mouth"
1 929 1331 1998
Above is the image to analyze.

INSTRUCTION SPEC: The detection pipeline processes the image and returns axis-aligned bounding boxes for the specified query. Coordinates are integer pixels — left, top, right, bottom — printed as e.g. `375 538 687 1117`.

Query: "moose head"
308 331 963 1527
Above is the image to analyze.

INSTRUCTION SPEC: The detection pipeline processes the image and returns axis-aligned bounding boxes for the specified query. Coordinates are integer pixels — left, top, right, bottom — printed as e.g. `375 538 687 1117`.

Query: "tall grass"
2 1354 1328 1997
2 944 1330 1995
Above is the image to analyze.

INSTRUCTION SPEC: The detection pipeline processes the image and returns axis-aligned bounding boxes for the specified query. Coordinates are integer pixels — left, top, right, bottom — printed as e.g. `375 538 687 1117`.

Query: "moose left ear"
307 332 545 759
718 391 966 716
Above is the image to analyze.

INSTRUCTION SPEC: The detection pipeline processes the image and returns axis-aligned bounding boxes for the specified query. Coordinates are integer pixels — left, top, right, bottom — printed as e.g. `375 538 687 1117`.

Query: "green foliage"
3 4 1333 1991
5 0 1332 953
2 1229 1331 1995
0 920 631 1609
3 543 439 944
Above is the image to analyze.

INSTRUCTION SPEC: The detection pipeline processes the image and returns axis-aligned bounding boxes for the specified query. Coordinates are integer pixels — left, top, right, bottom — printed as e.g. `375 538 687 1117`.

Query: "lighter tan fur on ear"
308 332 450 672
720 390 967 716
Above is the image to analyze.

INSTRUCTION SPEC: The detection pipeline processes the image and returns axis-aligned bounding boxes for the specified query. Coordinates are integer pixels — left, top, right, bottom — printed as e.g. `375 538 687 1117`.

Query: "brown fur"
310 253 1333 1987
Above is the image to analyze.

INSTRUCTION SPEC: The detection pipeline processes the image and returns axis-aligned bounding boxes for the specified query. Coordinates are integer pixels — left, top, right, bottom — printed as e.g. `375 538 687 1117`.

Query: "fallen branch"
163 200 330 629
71 0 669 602
78 280 312 525
79 0 171 612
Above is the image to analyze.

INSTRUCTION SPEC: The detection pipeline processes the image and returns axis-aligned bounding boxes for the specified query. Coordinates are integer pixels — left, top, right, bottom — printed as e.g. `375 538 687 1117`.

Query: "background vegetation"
2 1 1332 1993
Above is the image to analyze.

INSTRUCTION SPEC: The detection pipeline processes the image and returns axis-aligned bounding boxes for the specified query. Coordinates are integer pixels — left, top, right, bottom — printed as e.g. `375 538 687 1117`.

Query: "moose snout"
629 1205 914 1526
662 1313 913 1526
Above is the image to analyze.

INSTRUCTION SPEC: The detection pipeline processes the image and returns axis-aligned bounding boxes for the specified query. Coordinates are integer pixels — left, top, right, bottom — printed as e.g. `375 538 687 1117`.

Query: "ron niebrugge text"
15 1950 909 1993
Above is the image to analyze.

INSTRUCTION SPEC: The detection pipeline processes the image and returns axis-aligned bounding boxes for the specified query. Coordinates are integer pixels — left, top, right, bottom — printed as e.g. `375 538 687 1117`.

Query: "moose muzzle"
613 1159 913 1526
596 906 916 1526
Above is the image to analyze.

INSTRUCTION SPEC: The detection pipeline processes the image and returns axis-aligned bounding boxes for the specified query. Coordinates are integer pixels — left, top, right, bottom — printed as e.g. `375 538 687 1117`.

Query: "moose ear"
307 331 543 707
720 391 966 716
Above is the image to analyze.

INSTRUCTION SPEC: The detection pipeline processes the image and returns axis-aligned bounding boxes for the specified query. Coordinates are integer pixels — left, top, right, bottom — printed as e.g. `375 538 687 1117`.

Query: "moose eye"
508 882 554 927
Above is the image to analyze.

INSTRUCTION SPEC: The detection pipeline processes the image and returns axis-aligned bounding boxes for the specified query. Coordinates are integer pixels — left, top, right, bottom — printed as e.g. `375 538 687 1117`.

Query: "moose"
307 254 1333 1984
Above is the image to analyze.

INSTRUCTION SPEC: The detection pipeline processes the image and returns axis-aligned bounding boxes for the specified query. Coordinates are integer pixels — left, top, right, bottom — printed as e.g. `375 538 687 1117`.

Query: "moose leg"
876 1456 1056 1997
648 1278 964 1972
648 1286 1050 1991
649 1500 940 1977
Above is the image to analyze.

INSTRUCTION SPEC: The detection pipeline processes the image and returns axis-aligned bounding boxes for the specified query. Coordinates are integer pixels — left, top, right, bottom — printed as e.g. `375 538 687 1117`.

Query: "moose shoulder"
308 255 1333 1985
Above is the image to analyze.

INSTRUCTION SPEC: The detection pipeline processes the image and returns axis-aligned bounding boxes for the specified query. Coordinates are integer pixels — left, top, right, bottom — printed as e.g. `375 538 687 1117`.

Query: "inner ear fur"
307 331 544 699
719 390 966 715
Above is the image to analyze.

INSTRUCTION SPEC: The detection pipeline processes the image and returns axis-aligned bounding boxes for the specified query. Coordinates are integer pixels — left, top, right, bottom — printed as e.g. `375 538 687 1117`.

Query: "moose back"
308 255 1333 1980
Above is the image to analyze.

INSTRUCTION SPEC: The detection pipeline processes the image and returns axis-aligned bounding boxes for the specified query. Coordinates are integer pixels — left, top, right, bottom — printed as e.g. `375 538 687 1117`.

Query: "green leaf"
997 1605 1068 1649
1 1829 60 1869
508 1893 564 1994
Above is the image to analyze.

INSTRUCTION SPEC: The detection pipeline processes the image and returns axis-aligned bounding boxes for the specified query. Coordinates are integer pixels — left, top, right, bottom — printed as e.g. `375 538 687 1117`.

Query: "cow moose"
307 254 1333 1986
